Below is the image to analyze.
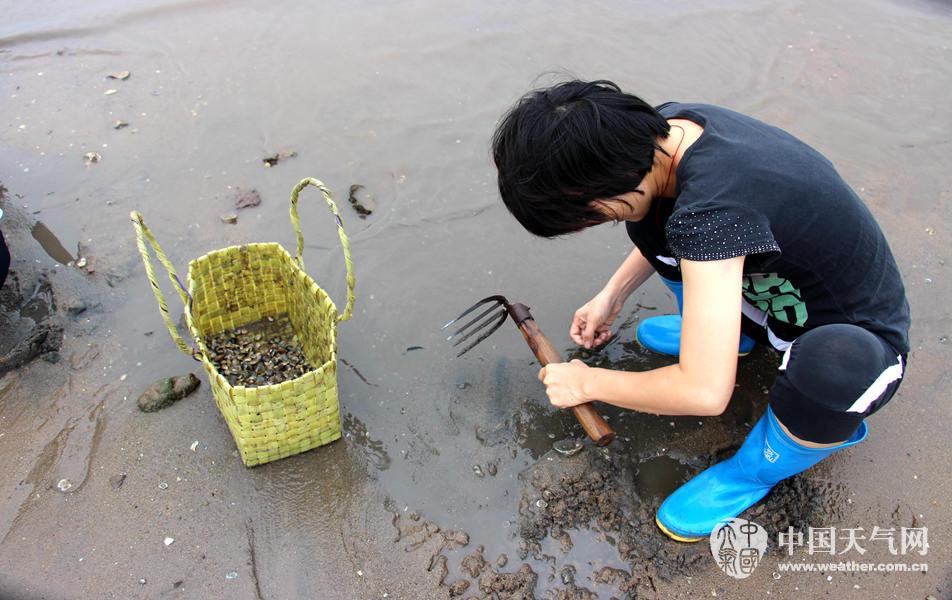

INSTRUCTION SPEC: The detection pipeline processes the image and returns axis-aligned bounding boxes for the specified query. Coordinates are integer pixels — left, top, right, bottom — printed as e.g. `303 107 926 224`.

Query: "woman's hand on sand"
538 359 591 409
570 289 624 349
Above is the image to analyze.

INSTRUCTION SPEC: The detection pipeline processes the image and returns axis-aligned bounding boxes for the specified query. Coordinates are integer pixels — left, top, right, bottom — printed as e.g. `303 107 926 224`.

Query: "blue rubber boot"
636 277 755 357
655 407 868 542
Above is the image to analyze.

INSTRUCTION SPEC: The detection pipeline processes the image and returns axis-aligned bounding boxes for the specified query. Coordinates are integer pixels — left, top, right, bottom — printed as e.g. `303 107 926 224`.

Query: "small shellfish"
205 315 314 386
553 438 584 457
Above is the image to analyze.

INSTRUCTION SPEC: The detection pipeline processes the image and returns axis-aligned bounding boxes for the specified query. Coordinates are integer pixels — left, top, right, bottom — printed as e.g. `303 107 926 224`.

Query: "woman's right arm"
570 246 656 348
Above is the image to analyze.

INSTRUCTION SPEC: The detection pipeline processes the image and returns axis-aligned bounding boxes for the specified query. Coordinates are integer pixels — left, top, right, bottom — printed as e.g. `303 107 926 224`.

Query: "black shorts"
753 323 906 443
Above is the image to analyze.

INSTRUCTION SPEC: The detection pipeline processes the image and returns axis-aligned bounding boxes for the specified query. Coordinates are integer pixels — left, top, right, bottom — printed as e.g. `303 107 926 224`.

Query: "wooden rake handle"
513 313 616 446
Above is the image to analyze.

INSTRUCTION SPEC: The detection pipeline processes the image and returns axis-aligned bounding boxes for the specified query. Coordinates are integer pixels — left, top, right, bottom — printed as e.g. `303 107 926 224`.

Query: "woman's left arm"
539 256 745 416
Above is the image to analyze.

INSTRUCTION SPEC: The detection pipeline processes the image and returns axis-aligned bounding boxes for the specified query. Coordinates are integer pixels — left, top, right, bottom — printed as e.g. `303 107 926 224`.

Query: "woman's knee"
769 324 904 443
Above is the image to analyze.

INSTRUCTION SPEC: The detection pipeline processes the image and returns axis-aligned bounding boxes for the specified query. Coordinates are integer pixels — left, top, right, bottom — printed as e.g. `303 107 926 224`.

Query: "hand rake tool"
443 295 615 446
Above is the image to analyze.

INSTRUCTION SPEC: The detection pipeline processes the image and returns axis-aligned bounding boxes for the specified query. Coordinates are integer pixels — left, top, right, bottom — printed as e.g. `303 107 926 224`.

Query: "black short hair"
492 80 670 237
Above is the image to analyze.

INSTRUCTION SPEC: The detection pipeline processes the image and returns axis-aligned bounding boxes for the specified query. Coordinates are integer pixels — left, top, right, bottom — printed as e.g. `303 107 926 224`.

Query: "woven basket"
131 178 355 466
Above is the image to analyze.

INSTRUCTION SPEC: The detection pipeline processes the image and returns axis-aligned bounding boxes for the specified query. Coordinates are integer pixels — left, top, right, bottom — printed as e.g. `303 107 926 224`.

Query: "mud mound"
478 563 537 599
751 476 849 537
0 265 64 372
545 583 597 600
417 419 853 599
439 544 539 600
516 447 707 597
0 201 98 373
513 441 850 598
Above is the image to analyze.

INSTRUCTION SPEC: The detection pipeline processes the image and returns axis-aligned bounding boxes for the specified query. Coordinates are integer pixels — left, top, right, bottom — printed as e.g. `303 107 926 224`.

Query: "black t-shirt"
626 102 910 355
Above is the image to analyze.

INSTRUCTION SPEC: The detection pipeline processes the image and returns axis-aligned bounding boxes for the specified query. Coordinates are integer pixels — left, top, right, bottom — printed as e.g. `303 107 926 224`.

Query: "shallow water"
30 221 75 265
2 0 951 598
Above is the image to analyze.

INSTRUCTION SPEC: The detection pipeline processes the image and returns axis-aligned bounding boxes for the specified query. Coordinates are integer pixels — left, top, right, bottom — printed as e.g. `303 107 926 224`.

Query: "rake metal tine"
452 307 509 349
456 309 509 357
446 301 504 342
442 295 507 331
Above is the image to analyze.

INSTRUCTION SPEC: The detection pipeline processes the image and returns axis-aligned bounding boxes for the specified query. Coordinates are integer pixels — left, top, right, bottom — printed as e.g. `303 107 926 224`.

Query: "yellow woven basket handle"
289 178 355 323
129 211 200 359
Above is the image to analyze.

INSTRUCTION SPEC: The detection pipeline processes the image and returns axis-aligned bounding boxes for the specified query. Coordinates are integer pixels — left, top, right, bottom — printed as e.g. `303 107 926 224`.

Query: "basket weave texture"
131 178 354 466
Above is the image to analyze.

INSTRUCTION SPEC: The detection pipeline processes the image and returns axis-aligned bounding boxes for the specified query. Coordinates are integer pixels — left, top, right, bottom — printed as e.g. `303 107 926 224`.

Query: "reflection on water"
30 222 74 265
343 411 392 471
633 455 691 501
512 398 586 461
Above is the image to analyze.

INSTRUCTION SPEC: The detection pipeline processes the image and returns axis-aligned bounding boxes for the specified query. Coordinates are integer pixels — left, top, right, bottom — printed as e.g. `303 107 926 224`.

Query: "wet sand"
1 0 950 598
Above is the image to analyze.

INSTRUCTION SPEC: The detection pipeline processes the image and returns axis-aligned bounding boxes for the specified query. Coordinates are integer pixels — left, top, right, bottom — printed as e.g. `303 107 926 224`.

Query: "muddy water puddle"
30 221 75 265
370 334 860 598
632 455 691 501
378 338 801 597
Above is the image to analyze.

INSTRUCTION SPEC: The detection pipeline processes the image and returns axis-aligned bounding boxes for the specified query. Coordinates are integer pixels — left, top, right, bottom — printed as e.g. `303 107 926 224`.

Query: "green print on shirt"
742 273 808 327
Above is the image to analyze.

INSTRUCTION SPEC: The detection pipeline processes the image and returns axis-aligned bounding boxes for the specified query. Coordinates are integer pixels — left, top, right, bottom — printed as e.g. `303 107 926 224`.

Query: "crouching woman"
491 80 910 542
